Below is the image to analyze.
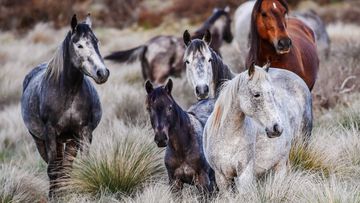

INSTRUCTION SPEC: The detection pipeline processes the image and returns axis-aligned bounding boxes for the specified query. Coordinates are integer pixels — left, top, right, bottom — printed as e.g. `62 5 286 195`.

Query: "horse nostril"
274 124 279 133
204 85 209 94
96 70 102 78
278 38 291 49
195 86 200 95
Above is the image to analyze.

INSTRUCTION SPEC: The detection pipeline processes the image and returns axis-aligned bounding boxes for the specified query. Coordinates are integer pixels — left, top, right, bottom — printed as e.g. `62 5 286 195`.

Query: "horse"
183 30 235 100
234 1 326 71
145 79 216 193
203 64 313 193
105 7 233 84
246 0 319 90
21 14 109 197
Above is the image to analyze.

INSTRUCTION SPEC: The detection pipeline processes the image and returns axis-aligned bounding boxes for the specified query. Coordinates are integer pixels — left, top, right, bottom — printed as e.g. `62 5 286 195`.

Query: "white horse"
203 64 312 192
233 0 331 63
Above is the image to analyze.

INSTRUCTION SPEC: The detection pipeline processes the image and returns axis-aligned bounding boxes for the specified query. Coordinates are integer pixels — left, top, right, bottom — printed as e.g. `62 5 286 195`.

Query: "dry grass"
0 5 359 202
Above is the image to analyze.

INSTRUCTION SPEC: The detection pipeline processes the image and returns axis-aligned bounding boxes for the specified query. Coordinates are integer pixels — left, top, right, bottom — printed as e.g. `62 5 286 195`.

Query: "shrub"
63 126 164 197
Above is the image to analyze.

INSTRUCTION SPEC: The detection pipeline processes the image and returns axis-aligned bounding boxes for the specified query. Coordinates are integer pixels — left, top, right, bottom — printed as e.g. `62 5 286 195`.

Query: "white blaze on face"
273 2 277 9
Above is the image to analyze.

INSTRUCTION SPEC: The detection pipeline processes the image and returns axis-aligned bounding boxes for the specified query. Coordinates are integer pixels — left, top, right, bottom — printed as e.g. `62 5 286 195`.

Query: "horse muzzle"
94 68 110 84
195 84 210 100
265 123 283 138
275 38 292 54
154 132 168 148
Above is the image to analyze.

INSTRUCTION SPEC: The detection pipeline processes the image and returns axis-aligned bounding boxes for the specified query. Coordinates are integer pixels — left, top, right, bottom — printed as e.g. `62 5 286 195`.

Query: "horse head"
69 14 109 84
240 64 283 138
253 0 291 54
145 79 178 147
183 30 215 100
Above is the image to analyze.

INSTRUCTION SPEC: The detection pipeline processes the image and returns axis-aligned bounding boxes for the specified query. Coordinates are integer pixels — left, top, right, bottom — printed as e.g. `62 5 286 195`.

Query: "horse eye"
168 106 172 112
261 12 267 18
77 44 83 49
185 60 190 65
254 93 261 98
208 58 213 63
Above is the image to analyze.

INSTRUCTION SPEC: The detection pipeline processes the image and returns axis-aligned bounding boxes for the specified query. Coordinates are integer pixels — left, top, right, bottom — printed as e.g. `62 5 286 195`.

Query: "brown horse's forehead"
262 1 286 13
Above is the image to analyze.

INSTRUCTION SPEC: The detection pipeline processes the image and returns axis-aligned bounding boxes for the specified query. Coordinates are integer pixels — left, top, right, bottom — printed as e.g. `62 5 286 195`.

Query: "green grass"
289 137 331 176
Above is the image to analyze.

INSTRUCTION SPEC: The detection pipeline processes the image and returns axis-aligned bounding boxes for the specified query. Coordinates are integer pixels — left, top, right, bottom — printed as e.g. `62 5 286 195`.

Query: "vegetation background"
0 0 359 202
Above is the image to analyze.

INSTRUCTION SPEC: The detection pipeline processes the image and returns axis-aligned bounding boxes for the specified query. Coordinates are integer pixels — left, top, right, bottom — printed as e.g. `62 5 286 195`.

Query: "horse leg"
195 170 213 195
30 131 48 163
63 140 80 169
235 161 254 194
56 142 65 180
214 172 232 192
44 125 59 198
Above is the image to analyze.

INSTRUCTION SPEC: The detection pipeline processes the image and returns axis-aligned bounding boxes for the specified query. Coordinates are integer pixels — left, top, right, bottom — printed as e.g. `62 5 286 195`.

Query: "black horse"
145 79 216 193
21 14 109 197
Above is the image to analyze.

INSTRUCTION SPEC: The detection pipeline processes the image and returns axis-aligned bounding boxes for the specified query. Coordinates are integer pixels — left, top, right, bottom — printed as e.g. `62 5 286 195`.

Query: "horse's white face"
239 66 283 138
70 15 109 84
184 40 213 100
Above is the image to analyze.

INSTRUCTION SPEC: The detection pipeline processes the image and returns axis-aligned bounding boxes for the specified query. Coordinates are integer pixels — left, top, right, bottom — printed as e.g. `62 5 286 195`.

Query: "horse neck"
211 51 234 96
247 33 278 68
61 34 84 91
167 105 195 154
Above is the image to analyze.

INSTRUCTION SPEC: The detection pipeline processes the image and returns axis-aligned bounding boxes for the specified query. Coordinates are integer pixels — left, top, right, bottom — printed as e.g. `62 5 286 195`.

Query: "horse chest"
166 153 201 183
56 97 91 129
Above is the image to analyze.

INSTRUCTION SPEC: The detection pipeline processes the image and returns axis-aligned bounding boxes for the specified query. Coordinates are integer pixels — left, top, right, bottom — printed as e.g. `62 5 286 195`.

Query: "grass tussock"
63 123 164 197
0 164 47 203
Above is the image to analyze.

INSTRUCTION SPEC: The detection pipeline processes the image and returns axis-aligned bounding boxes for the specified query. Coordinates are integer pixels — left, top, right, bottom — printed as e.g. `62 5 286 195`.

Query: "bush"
63 126 164 197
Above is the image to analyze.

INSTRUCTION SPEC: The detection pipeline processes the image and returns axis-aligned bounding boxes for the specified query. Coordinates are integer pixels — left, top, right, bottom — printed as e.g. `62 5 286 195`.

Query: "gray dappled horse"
21 14 109 197
105 7 233 84
183 30 235 100
203 64 312 193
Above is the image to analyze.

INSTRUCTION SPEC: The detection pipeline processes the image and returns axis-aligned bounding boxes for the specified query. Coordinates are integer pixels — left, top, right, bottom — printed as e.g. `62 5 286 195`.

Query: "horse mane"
212 67 266 130
193 9 228 39
210 48 234 96
45 32 71 82
246 0 289 69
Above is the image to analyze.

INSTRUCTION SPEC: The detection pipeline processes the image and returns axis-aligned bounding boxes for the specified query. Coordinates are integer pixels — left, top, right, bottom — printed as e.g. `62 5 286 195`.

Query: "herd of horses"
21 0 325 198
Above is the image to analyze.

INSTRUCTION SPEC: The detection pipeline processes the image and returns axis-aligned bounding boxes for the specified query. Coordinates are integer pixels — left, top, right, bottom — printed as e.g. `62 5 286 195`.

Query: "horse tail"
104 45 146 64
22 64 46 92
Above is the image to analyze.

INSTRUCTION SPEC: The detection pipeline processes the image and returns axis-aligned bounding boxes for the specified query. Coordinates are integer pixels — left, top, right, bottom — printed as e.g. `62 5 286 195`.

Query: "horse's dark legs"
30 131 48 163
195 171 213 194
63 140 79 169
44 125 60 198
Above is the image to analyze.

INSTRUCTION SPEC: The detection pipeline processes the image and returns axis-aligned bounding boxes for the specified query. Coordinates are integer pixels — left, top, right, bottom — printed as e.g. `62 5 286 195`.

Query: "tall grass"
63 122 165 198
0 164 47 203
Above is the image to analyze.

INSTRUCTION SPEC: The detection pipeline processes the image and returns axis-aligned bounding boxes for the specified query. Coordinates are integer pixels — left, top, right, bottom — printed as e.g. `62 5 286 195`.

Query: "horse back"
22 63 47 92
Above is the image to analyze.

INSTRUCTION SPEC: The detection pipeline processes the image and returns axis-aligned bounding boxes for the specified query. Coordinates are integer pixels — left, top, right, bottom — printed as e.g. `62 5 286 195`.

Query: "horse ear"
145 80 153 94
165 78 173 94
203 30 212 45
263 62 270 72
224 6 230 13
71 14 78 32
248 63 255 78
183 30 191 46
85 13 92 28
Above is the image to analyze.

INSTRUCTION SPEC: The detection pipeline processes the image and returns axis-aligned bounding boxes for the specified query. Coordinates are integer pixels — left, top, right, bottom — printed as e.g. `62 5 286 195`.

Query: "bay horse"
21 14 109 197
105 7 233 84
145 79 216 193
183 30 235 100
203 64 313 193
245 0 319 90
234 0 330 62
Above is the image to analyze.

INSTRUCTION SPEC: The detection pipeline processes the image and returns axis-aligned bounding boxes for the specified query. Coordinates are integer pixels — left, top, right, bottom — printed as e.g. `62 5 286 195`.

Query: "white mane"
45 44 64 82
